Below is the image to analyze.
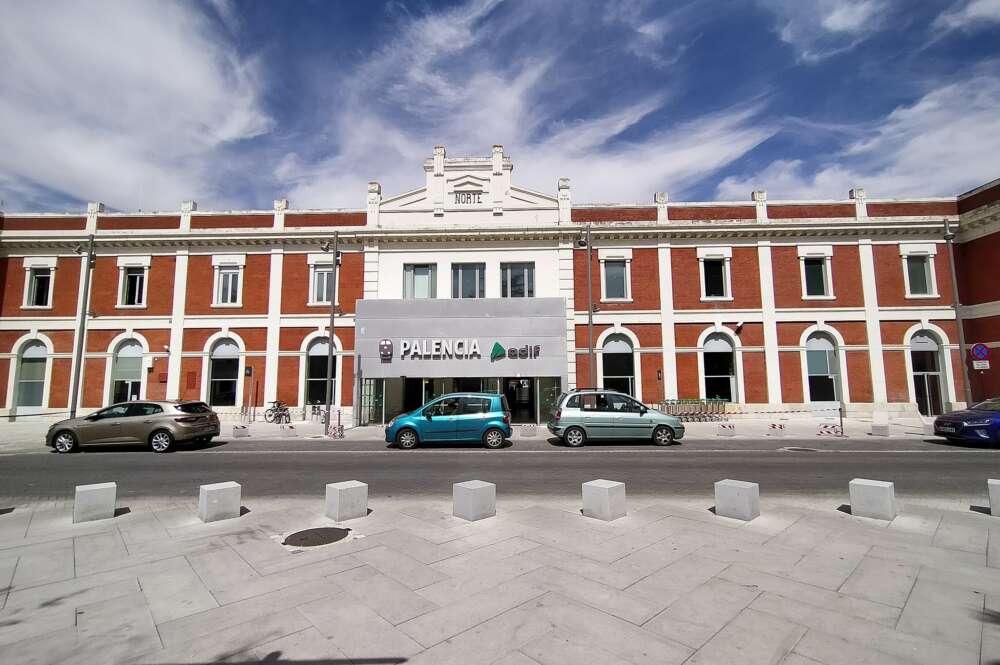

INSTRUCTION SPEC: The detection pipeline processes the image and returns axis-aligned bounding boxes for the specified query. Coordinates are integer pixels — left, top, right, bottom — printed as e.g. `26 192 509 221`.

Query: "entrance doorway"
504 378 535 423
910 331 944 416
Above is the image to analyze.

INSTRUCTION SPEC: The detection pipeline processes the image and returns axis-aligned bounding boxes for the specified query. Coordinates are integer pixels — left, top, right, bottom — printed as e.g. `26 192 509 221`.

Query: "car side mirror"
424 411 433 420
639 406 648 415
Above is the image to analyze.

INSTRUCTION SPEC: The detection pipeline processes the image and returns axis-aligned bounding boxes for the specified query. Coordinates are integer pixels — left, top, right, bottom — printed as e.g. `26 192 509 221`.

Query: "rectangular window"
216 267 241 305
451 263 486 298
403 264 436 299
501 262 534 298
906 255 932 296
27 268 52 307
703 259 726 298
603 260 627 300
121 267 146 306
313 267 332 304
803 258 828 297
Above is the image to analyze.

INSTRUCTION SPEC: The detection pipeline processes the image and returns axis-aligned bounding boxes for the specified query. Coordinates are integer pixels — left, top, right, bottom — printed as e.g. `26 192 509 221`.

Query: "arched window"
910 331 943 416
306 338 336 405
111 340 143 403
209 339 239 406
602 334 635 395
16 341 47 407
805 333 840 402
703 333 736 401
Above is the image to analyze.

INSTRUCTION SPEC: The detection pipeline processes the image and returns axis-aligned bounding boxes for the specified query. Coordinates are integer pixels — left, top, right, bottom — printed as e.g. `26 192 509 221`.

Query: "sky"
1 0 999 213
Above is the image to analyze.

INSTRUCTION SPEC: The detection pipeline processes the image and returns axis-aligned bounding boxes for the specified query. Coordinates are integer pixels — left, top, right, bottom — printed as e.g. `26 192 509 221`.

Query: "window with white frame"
212 255 245 306
697 247 732 300
22 257 56 309
117 256 151 307
501 262 534 298
899 244 938 297
452 263 486 298
307 254 339 306
403 264 436 299
798 245 834 299
599 249 632 301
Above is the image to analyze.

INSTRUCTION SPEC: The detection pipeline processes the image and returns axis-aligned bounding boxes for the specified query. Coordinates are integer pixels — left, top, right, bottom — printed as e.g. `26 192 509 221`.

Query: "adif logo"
490 342 541 361
490 342 506 362
378 339 393 362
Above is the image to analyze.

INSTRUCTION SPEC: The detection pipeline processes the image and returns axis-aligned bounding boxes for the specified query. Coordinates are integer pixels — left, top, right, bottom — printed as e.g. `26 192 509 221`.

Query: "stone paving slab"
0 493 996 664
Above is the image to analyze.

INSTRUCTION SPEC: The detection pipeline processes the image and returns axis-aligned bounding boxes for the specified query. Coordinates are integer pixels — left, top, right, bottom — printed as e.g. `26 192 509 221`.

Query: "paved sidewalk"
0 489 997 664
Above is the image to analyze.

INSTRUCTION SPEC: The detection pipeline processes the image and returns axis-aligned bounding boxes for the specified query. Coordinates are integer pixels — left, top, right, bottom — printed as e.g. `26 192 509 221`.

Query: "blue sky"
2 0 999 212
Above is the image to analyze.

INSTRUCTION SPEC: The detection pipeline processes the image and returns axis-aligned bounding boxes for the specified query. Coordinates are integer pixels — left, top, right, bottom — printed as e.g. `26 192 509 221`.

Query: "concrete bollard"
989 479 1000 516
453 480 496 521
326 481 368 521
233 425 250 438
869 423 890 437
582 479 626 521
74 482 117 523
717 423 736 437
280 424 297 437
198 481 242 523
714 479 760 521
849 478 896 520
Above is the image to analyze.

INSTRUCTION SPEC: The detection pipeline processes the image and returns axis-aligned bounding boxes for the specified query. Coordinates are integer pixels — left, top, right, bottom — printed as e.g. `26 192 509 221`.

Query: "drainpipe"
69 235 96 419
585 224 596 388
944 219 972 406
324 231 339 434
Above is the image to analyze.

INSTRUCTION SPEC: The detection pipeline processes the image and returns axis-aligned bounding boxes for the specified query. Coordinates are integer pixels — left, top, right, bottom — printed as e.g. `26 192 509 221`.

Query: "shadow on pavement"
394 441 514 450
0 507 13 515
146 656 406 664
922 438 998 450
545 437 671 448
970 504 992 515
836 504 853 515
65 440 228 454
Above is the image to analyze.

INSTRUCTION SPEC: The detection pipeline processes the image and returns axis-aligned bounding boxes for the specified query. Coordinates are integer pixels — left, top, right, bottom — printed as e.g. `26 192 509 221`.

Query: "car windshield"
971 399 1000 412
177 402 211 414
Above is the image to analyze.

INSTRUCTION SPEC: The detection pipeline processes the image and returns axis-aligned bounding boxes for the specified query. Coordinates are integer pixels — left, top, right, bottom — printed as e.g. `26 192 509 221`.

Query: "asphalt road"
1 435 997 503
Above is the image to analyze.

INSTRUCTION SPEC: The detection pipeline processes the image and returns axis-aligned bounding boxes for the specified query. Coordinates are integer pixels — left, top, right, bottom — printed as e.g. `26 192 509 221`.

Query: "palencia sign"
396 338 542 361
400 338 481 359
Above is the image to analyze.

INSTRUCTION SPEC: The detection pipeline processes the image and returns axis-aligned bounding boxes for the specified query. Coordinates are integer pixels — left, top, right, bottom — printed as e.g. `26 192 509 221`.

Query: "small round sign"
971 343 990 360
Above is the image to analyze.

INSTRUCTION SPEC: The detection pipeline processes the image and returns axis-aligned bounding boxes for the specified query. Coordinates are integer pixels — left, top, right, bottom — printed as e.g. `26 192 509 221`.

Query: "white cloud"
0 1 271 211
716 73 1000 200
282 0 774 207
934 0 1000 31
761 0 892 62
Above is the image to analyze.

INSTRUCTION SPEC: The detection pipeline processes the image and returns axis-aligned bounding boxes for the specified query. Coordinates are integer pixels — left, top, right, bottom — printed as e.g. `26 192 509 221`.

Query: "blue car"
933 398 1000 445
384 392 513 449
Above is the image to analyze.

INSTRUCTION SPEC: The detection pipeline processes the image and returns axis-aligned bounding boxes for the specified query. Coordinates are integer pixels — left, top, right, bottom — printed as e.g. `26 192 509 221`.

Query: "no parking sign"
971 343 990 370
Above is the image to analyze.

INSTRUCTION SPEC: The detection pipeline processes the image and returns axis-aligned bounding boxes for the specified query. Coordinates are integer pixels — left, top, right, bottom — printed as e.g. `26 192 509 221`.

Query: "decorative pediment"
447 175 490 191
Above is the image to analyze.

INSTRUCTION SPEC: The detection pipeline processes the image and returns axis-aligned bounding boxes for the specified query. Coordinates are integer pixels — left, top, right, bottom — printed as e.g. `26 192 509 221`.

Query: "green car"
547 390 685 447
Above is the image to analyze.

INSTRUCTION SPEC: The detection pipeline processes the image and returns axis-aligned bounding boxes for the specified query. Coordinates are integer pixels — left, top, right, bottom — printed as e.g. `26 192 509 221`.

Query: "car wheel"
652 425 675 446
564 426 586 447
396 428 419 450
149 429 174 453
483 428 505 449
53 430 78 453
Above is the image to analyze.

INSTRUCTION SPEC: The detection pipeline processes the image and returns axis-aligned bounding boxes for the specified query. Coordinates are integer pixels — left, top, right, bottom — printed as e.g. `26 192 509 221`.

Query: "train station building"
1 145 998 424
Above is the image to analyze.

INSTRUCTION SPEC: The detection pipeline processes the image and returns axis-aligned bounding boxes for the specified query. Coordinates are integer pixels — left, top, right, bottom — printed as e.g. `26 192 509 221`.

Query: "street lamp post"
944 219 973 406
69 235 96 419
324 231 340 435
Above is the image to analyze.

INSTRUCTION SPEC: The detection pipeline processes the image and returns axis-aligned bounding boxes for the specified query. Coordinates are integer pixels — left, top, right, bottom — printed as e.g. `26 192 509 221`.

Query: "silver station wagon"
547 390 685 446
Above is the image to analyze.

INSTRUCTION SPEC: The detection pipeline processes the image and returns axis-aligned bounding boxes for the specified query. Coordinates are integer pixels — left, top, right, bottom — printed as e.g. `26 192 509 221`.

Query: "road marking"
185 448 985 455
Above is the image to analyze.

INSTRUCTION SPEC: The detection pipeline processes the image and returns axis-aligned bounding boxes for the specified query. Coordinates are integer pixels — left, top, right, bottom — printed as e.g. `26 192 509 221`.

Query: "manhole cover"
281 527 351 548
780 446 819 452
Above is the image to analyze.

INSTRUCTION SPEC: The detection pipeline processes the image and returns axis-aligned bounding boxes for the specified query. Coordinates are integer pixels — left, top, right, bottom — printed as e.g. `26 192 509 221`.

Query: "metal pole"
585 224 595 388
325 231 339 434
944 220 973 405
69 235 96 419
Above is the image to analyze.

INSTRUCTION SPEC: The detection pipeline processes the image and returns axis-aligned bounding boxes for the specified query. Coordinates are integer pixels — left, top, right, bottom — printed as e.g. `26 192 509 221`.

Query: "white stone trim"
116 255 152 268
200 330 246 408
211 254 247 267
599 254 632 302
5 332 55 412
696 325 744 403
594 324 643 402
757 242 781 403
798 324 851 404
697 249 733 302
658 243 678 399
102 331 151 405
858 240 887 405
264 249 283 403
297 329 343 412
21 259 57 310
902 322 958 409
900 251 939 299
165 250 188 399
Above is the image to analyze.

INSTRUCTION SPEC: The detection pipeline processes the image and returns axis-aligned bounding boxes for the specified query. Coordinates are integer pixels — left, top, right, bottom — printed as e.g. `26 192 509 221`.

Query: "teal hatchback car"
385 393 513 449
547 390 685 446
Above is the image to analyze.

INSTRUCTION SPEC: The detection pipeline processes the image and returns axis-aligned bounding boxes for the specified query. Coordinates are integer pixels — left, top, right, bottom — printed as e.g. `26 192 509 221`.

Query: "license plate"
937 425 955 433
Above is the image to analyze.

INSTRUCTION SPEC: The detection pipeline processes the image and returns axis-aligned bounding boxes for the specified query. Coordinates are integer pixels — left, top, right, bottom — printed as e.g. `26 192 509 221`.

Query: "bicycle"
264 400 291 424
